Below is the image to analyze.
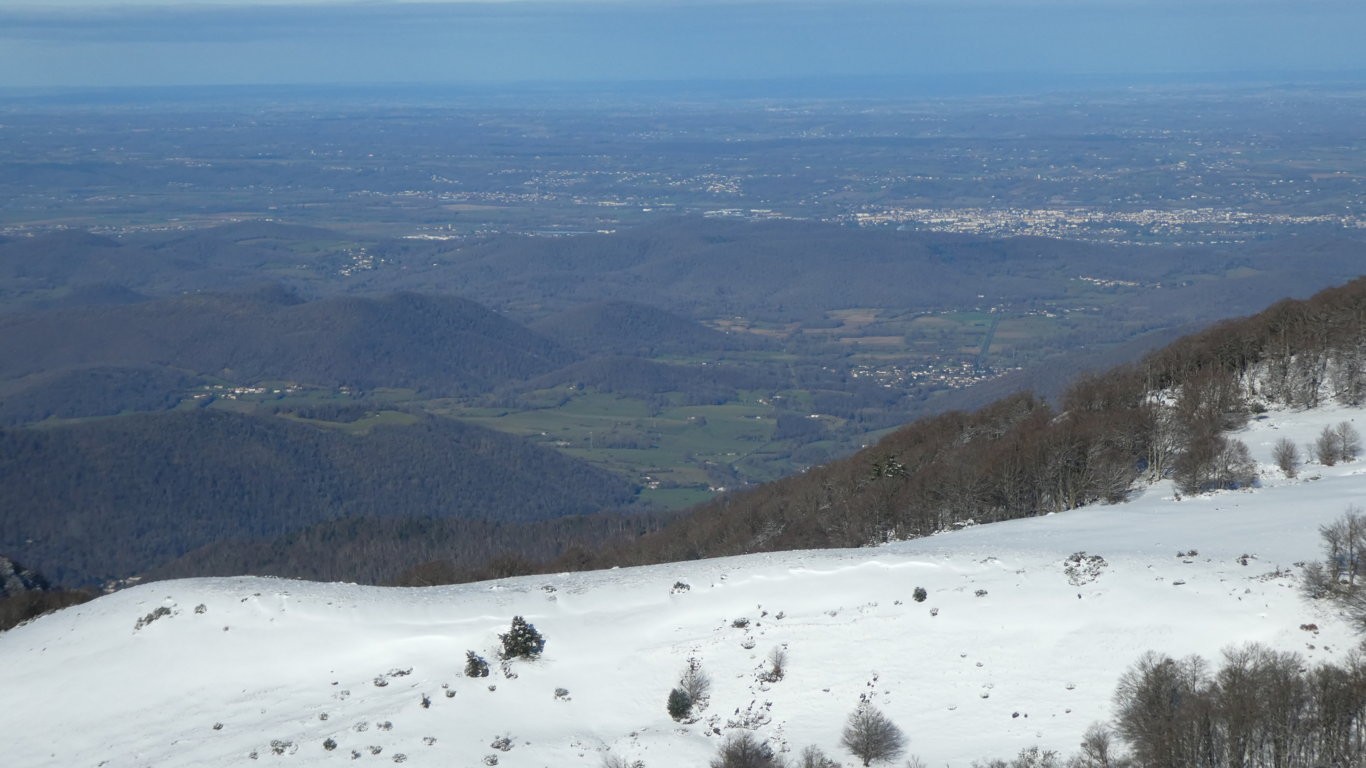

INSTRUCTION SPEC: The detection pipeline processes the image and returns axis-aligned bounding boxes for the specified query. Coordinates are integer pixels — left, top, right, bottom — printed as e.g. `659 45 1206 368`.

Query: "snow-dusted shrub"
490 735 513 752
323 738 337 751
465 650 490 677
796 745 840 768
134 605 173 630
1273 437 1300 477
759 647 787 683
499 616 545 660
912 587 928 603
601 755 646 768
1317 426 1342 466
710 732 782 768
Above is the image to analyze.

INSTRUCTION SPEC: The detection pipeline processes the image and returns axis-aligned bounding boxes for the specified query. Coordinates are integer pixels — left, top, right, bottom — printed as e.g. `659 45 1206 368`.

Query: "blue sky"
1 1 1363 89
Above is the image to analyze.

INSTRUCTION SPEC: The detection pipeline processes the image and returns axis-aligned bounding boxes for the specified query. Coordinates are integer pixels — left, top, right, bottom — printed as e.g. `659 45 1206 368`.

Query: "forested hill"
529 300 760 357
543 275 1366 571
0 288 576 394
0 410 638 586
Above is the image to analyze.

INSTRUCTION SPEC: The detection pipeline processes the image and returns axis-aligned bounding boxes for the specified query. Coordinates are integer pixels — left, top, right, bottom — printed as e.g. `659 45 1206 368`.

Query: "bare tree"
795 745 839 768
680 658 712 706
761 647 788 682
1068 723 1120 768
1272 438 1300 478
1319 507 1366 590
841 705 906 766
1335 421 1361 462
1316 426 1342 466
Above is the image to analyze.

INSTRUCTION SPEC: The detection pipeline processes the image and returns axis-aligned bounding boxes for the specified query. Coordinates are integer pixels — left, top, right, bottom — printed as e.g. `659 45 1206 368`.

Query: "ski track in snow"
2 405 1363 767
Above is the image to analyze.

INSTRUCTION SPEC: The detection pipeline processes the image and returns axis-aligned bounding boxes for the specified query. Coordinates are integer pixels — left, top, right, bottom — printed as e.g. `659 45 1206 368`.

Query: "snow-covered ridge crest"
3 406 1364 767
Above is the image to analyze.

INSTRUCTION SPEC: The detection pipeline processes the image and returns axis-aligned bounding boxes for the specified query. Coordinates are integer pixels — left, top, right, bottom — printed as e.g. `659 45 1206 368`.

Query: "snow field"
2 405 1363 767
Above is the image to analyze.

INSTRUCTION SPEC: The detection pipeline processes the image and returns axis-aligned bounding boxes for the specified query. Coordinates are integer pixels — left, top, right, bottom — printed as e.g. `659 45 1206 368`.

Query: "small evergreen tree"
465 650 490 677
666 687 693 720
499 615 545 660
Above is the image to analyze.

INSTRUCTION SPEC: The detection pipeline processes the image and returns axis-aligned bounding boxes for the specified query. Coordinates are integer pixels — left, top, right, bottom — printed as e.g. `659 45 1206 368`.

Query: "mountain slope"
1 405 1361 767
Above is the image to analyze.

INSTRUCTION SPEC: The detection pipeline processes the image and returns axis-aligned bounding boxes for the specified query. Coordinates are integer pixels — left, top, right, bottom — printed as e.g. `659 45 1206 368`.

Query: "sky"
1 1 1364 90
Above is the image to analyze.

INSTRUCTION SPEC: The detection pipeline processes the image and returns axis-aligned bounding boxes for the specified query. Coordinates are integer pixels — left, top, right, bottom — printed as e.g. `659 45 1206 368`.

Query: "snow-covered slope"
3 406 1364 767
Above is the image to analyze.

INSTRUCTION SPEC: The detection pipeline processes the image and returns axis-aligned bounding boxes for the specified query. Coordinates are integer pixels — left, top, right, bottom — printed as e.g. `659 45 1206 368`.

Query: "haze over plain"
2 0 1364 89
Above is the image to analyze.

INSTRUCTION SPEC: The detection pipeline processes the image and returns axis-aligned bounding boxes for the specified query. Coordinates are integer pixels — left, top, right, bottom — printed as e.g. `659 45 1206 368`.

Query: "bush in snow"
490 735 513 752
602 756 646 768
465 651 490 677
1317 422 1362 466
796 745 840 768
912 587 927 603
759 647 787 683
841 705 906 766
134 605 173 630
1273 437 1300 477
667 687 693 720
1173 436 1257 494
323 738 337 752
710 732 782 768
1068 723 1120 768
499 616 545 660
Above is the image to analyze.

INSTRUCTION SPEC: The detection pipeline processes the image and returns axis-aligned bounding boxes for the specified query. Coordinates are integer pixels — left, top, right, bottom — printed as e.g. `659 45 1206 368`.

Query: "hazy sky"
1 0 1363 89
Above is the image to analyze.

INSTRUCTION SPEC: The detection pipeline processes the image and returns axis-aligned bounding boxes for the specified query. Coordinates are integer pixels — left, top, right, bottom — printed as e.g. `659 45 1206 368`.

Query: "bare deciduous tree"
1316 426 1342 465
679 658 711 706
841 705 906 766
1335 421 1361 462
795 745 839 768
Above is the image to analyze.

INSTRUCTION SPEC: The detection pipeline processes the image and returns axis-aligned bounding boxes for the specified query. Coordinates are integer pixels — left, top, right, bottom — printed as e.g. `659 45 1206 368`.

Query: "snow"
2 405 1364 767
